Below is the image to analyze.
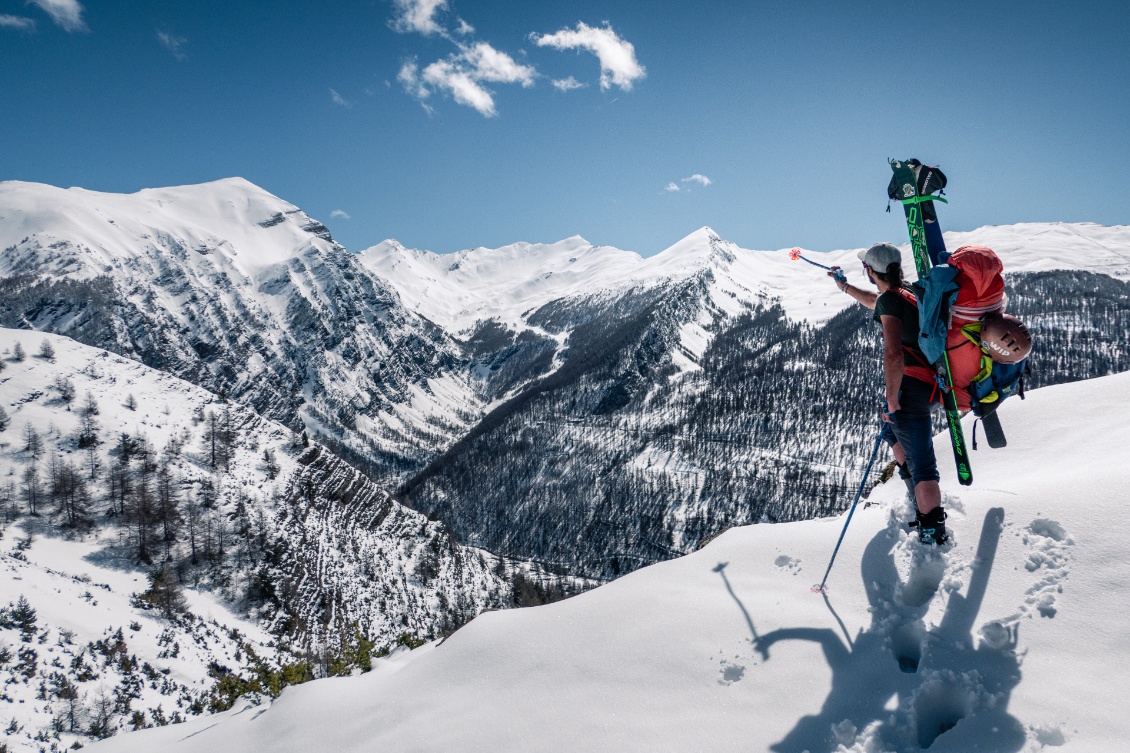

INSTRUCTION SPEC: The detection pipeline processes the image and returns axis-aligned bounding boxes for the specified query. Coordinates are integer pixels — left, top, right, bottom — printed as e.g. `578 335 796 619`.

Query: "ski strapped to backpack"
888 160 1034 458
889 159 973 486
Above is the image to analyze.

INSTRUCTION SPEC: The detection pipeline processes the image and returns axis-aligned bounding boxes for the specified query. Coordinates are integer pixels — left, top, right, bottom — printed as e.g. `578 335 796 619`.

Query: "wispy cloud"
399 42 536 117
28 0 86 32
390 0 448 36
157 31 187 60
330 88 353 108
0 14 36 31
454 17 474 36
330 209 351 220
666 174 712 193
532 22 645 91
551 76 585 92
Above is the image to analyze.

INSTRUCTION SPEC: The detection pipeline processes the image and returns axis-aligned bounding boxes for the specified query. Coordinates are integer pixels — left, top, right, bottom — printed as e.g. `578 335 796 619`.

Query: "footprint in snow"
773 555 801 575
718 662 745 685
1020 518 1073 619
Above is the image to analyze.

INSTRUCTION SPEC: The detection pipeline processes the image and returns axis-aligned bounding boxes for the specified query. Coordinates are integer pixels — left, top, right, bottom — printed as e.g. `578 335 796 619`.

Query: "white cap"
857 242 902 269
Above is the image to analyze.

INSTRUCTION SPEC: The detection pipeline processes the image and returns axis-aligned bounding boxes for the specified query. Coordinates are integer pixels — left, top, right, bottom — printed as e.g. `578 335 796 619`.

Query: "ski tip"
810 584 827 595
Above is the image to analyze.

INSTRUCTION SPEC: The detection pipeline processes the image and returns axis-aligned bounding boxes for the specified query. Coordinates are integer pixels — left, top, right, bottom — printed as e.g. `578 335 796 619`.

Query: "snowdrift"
89 370 1130 752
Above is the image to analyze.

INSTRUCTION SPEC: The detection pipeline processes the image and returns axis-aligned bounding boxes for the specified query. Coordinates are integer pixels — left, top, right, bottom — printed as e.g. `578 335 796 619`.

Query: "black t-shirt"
873 288 927 367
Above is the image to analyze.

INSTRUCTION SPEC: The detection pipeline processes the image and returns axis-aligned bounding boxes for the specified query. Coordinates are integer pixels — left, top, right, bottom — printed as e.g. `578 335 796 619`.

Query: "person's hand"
883 396 901 421
828 266 846 290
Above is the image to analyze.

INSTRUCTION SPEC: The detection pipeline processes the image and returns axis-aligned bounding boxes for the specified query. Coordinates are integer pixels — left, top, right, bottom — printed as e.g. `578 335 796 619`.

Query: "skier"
829 242 947 545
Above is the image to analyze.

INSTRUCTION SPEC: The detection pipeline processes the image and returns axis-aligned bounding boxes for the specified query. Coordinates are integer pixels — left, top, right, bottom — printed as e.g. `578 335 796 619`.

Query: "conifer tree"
21 464 40 516
23 423 42 459
139 566 187 619
53 375 75 405
37 338 55 361
156 461 181 558
11 595 37 641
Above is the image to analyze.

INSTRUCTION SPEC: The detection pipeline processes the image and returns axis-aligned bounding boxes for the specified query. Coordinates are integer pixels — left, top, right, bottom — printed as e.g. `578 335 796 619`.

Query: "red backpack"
940 246 1008 410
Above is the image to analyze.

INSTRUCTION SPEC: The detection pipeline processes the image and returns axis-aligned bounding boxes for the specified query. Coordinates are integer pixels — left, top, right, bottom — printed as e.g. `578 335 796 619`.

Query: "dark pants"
887 376 941 486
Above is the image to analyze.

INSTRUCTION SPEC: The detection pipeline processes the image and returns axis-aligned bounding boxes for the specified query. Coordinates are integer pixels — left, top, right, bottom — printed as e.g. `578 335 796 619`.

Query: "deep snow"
87 370 1130 752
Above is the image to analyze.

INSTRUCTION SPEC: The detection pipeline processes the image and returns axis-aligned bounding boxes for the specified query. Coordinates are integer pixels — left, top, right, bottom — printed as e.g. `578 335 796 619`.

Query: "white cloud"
454 17 474 36
682 174 712 187
157 31 187 60
398 60 426 97
422 59 496 116
532 22 645 91
461 42 535 86
330 210 351 220
391 0 447 36
28 0 85 32
665 183 680 192
552 76 585 92
400 43 536 117
0 14 36 30
330 88 353 108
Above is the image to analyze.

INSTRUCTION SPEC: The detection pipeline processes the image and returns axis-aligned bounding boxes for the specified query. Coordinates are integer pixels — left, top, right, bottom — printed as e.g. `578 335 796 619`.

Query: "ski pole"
789 248 845 283
811 422 890 594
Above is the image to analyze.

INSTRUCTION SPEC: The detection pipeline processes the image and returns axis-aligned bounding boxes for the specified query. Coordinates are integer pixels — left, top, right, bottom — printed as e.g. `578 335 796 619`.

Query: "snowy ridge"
0 179 480 476
364 222 1130 331
86 371 1130 752
0 178 328 278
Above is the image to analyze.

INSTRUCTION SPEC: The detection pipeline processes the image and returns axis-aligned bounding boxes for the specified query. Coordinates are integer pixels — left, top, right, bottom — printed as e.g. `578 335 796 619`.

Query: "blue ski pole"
790 248 845 284
811 422 890 594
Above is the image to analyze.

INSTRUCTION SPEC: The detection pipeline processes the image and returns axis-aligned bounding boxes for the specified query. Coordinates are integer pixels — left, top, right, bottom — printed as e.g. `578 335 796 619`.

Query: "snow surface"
88 370 1130 752
0 328 519 751
360 222 1130 332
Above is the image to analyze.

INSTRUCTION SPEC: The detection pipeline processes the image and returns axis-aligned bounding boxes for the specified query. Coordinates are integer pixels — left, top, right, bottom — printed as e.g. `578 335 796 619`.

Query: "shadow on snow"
720 507 1025 752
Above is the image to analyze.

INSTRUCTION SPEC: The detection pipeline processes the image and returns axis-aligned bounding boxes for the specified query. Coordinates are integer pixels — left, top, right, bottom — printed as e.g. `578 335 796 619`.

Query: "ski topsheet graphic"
889 159 974 486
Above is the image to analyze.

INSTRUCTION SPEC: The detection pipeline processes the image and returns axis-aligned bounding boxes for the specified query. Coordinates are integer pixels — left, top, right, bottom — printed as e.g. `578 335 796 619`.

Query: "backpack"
913 245 1030 415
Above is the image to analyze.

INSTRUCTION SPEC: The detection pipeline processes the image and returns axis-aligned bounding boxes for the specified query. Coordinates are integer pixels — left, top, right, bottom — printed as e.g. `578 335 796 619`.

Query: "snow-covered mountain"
0 328 564 751
0 179 478 478
388 224 1130 577
361 222 1130 331
6 178 1130 582
86 368 1130 753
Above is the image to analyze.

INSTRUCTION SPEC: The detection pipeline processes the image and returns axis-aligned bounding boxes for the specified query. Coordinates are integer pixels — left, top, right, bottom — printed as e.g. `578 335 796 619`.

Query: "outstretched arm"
828 267 878 309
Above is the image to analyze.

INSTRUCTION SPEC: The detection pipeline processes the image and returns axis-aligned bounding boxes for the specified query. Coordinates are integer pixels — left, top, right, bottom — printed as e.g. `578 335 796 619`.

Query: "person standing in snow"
829 243 947 545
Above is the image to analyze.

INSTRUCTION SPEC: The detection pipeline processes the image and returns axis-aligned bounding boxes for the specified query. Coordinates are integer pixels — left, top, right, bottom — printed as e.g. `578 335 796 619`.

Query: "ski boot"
908 506 948 545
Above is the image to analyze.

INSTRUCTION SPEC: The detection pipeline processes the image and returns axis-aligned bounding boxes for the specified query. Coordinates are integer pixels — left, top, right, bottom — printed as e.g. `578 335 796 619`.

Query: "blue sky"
2 1 1128 256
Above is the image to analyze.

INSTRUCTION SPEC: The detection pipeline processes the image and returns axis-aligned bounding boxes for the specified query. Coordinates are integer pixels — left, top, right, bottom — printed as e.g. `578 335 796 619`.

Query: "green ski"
889 158 973 486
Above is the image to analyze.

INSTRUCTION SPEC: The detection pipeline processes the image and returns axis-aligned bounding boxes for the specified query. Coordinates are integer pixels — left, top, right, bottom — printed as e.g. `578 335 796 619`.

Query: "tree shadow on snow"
749 508 1026 752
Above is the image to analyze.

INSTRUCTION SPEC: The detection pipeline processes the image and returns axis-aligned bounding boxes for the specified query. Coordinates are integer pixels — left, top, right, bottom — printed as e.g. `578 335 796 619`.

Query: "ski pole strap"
899 194 949 206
